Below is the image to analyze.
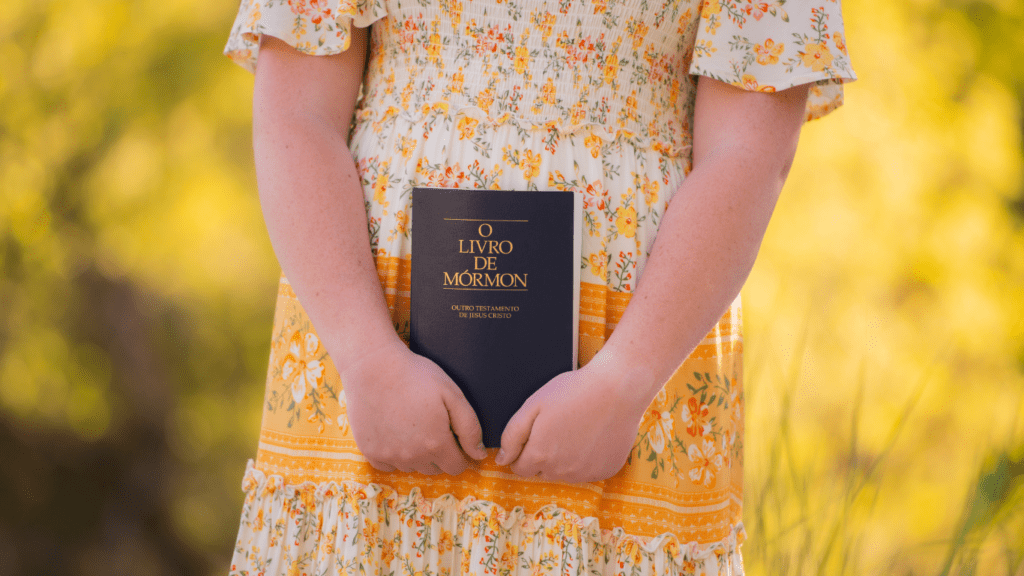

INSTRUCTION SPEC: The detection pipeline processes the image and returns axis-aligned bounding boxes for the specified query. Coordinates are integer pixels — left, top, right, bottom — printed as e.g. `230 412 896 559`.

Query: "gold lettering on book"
444 220 527 291
450 303 520 319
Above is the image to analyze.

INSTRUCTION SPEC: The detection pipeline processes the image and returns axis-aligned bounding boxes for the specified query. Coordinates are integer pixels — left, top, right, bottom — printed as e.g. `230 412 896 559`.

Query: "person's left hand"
494 358 651 483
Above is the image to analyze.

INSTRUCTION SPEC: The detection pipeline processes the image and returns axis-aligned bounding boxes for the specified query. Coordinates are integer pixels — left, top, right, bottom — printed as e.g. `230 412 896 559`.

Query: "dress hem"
229 459 746 576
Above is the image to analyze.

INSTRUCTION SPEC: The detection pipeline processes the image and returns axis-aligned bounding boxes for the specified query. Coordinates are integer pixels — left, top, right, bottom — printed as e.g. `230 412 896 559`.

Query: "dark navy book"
409 187 583 448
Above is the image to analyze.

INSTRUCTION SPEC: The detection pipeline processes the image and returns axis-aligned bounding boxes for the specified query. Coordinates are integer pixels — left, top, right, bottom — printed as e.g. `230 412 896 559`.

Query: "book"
409 187 583 449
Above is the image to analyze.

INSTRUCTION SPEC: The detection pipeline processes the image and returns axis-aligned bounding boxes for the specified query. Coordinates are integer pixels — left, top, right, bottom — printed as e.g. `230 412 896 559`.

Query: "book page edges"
572 191 583 369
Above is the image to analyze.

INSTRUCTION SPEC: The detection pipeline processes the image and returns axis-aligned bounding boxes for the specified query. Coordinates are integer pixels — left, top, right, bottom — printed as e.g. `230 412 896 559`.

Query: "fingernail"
496 448 506 465
477 441 486 452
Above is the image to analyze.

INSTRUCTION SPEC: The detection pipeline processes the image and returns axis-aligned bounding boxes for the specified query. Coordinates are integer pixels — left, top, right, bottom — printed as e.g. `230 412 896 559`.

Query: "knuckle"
362 446 387 463
554 466 575 479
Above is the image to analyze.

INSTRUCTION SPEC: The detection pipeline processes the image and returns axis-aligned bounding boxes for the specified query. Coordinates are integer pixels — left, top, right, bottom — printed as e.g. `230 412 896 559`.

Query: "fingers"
353 355 485 477
497 399 540 470
442 384 489 461
366 458 396 473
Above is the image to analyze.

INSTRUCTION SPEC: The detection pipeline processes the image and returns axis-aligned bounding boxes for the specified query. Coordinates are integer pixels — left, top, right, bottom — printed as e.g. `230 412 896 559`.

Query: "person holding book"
222 1 856 574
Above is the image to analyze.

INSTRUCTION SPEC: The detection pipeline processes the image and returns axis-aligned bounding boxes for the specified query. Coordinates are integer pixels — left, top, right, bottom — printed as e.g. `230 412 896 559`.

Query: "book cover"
409 187 583 448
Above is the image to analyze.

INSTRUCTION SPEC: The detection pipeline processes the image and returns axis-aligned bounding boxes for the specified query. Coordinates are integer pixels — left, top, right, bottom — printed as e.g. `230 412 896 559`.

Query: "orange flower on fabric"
833 31 847 54
521 149 541 179
588 251 607 278
584 133 602 158
800 42 834 72
641 175 659 207
281 331 324 404
476 89 493 112
394 210 409 235
449 68 464 93
615 206 637 238
513 46 531 75
397 135 416 159
447 0 463 26
427 32 443 65
582 180 607 211
737 74 776 93
700 0 721 17
603 54 619 85
540 77 556 105
682 396 710 437
642 408 674 453
372 164 390 208
754 38 784 65
535 11 556 42
569 101 587 125
457 116 479 139
687 437 724 488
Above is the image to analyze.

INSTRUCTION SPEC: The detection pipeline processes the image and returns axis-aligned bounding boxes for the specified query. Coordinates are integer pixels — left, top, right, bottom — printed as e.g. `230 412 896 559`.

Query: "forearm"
594 146 787 404
253 114 405 373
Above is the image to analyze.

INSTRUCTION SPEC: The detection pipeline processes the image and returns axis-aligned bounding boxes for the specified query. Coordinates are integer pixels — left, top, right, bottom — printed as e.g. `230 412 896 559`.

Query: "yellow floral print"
603 53 619 85
833 31 847 54
512 46 531 75
687 437 724 488
700 0 721 18
640 175 660 207
456 115 478 139
754 38 783 65
800 42 834 72
643 408 674 453
521 149 541 179
583 133 602 158
588 250 606 279
449 68 464 93
615 206 638 239
281 330 323 403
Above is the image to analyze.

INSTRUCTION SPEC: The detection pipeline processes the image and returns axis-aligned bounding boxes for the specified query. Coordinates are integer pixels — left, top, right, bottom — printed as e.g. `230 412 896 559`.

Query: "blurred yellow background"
0 0 1021 574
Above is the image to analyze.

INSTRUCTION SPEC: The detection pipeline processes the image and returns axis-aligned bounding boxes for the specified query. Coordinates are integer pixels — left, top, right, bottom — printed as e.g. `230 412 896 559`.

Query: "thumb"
496 399 539 466
443 389 489 460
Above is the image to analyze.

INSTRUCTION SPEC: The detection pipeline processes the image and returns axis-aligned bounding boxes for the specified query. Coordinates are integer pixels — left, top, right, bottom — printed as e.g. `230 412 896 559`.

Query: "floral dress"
223 0 856 574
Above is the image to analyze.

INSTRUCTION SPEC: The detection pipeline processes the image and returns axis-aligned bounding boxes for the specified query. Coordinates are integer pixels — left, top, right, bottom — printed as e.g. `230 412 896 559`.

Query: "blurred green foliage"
0 0 1022 575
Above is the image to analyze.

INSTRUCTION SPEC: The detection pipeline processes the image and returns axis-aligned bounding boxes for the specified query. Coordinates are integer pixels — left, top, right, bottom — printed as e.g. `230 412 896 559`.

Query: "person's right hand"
340 340 490 476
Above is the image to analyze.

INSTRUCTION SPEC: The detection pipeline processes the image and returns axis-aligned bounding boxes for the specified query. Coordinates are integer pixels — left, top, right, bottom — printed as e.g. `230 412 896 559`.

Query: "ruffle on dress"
688 0 858 121
224 0 389 74
229 460 746 576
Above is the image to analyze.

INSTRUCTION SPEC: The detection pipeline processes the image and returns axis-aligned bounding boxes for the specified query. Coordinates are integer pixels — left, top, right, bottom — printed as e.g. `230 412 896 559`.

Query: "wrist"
329 323 409 381
586 343 664 414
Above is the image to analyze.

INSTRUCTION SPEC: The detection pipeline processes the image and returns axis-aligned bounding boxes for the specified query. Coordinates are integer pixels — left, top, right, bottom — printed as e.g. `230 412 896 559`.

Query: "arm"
252 30 407 369
493 77 810 478
253 32 489 474
594 77 810 407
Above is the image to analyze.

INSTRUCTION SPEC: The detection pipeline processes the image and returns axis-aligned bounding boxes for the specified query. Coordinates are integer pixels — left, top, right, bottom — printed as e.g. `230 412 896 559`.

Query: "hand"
340 340 490 476
494 358 650 483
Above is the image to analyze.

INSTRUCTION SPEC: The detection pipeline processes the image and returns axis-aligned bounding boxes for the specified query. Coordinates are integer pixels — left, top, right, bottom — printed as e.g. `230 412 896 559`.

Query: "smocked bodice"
357 0 703 156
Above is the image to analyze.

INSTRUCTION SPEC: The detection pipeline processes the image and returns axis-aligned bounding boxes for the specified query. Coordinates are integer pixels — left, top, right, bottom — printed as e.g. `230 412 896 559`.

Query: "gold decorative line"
443 218 529 222
258 442 366 461
599 493 732 515
443 287 528 291
255 444 735 514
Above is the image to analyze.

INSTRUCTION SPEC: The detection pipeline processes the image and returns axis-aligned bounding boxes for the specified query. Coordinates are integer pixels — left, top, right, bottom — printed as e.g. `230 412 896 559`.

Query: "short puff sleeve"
688 0 857 121
223 0 388 74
